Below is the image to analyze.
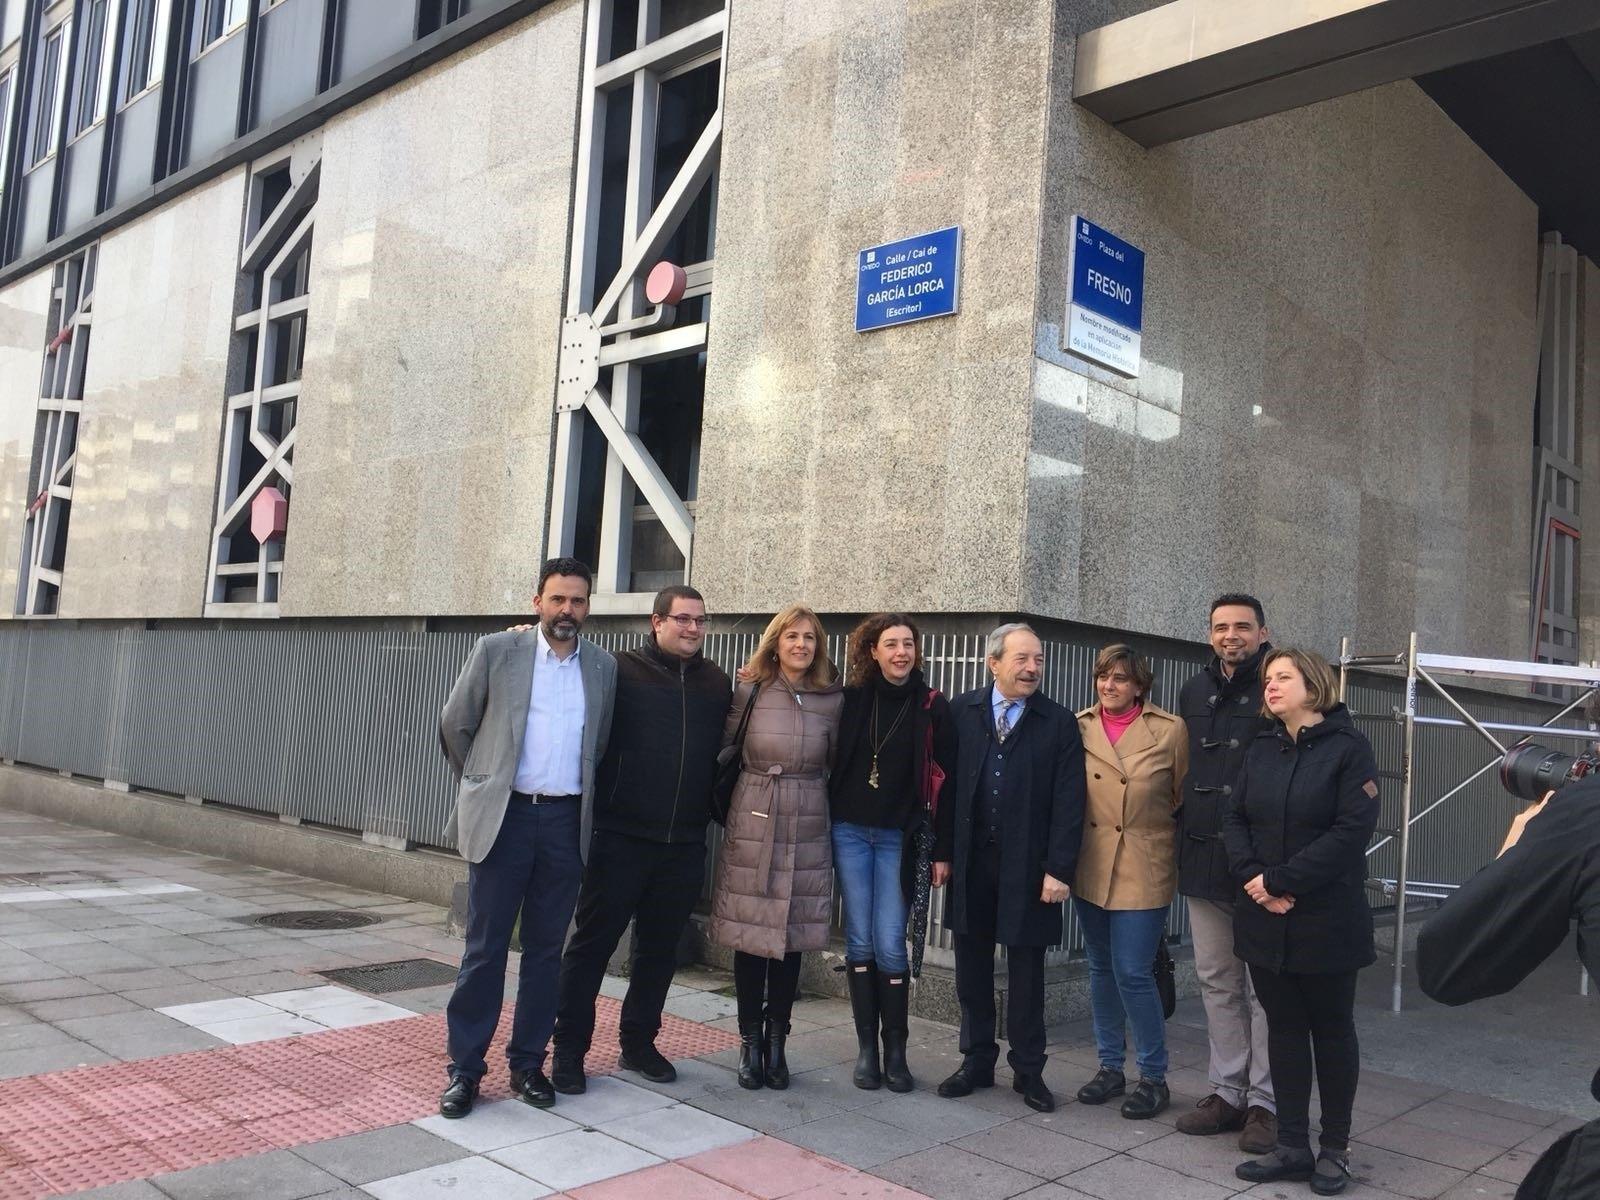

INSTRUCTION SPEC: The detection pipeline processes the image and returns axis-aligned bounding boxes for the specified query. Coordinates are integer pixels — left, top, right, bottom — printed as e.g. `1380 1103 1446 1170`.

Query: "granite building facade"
0 0 1596 665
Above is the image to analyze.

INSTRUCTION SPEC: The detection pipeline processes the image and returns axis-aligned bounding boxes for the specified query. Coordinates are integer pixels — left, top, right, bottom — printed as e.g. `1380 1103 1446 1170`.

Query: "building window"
0 69 14 196
124 0 172 98
73 0 111 134
199 0 247 49
417 0 471 38
1 1 24 51
17 245 97 617
29 22 66 166
206 140 319 613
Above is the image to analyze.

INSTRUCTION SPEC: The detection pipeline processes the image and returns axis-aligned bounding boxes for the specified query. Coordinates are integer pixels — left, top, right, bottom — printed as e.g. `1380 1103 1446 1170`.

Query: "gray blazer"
439 630 617 864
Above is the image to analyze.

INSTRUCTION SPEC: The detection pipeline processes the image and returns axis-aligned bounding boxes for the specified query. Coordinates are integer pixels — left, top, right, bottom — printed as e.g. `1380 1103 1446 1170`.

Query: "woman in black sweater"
831 614 956 1093
1221 648 1380 1196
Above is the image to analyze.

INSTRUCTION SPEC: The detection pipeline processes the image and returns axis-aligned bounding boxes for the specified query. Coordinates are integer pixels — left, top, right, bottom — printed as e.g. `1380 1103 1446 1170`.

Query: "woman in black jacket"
1221 648 1380 1196
830 614 956 1093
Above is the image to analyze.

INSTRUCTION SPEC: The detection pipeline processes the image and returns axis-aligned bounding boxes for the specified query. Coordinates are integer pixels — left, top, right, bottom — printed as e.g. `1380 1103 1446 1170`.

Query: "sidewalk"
0 808 1580 1199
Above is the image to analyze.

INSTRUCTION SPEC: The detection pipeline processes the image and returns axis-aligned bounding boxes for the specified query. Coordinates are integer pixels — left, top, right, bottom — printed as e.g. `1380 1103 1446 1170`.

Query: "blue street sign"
856 226 961 333
1069 216 1144 332
1065 216 1145 376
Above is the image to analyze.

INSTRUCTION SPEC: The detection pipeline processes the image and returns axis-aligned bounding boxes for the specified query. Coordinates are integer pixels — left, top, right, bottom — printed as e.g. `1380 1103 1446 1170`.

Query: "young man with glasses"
549 585 733 1090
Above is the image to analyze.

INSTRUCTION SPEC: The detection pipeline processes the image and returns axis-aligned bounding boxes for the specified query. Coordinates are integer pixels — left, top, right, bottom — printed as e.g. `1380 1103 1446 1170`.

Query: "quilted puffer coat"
707 676 844 960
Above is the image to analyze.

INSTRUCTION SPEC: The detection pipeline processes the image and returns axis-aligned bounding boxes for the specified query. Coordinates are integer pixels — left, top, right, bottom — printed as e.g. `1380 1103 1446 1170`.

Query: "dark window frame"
71 0 109 137
28 19 65 168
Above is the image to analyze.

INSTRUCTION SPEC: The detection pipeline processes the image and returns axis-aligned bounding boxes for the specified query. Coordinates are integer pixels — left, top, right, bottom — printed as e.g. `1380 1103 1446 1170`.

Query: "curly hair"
847 613 922 686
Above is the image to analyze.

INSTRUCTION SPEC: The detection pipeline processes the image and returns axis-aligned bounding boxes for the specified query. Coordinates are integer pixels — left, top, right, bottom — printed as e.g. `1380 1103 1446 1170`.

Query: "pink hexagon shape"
250 486 288 544
645 261 687 307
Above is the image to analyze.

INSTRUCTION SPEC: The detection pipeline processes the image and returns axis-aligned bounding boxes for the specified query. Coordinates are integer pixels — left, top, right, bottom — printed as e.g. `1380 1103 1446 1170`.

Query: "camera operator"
1416 737 1600 1199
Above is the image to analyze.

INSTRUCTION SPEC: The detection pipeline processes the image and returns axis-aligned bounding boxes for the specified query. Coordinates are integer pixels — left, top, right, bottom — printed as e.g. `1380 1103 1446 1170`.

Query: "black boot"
764 1013 791 1090
737 1020 765 1090
846 962 882 1090
878 970 913 1093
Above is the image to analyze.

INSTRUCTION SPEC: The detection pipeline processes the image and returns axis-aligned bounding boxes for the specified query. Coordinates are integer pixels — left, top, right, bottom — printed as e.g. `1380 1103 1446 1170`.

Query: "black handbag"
1154 939 1177 1020
711 684 759 825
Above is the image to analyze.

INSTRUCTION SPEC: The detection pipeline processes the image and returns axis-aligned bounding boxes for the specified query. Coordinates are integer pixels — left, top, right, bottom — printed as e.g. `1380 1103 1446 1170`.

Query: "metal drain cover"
320 958 458 994
250 910 381 931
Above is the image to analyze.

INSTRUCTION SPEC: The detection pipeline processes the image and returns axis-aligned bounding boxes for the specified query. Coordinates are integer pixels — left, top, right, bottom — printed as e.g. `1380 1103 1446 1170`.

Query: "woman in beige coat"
708 604 843 1091
1071 644 1189 1122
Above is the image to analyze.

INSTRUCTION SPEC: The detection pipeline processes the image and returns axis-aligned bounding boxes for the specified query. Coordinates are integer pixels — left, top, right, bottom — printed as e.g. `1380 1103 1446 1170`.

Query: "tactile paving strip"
0 995 737 1197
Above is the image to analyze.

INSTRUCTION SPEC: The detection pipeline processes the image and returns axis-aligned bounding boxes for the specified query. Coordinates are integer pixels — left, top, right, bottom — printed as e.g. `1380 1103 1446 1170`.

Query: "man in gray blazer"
437 556 617 1118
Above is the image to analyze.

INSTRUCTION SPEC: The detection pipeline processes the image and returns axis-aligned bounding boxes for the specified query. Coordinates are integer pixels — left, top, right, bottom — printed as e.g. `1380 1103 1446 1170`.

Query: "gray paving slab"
0 1020 78 1051
598 1102 757 1158
690 1079 850 1133
412 1099 578 1153
1342 1141 1473 1199
118 982 239 1008
488 1127 662 1190
856 1090 1015 1141
1398 1099 1547 1149
0 1038 114 1076
23 991 143 1020
291 1125 471 1186
1021 1101 1173 1154
1 974 106 1001
869 1143 1048 1200
363 1155 553 1200
539 1074 673 1125
150 1149 345 1200
1058 1150 1238 1200
951 1120 1117 1181
1438 1176 1519 1199
1010 1186 1102 1200
1359 1118 1511 1172
59 1183 169 1199
778 1111 938 1169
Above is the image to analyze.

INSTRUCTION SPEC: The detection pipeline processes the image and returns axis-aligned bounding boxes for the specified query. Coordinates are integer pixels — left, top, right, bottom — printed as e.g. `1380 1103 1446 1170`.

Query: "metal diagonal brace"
582 386 693 556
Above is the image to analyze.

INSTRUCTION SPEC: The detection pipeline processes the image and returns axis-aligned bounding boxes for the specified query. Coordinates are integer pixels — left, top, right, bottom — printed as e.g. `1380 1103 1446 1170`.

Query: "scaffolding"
1339 635 1600 1013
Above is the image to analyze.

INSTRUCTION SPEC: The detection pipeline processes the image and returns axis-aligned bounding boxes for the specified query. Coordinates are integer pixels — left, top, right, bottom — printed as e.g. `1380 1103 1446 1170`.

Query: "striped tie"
996 701 1015 743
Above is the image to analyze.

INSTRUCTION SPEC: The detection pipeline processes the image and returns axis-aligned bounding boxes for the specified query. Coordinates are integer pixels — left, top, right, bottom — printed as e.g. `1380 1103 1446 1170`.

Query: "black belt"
510 791 580 805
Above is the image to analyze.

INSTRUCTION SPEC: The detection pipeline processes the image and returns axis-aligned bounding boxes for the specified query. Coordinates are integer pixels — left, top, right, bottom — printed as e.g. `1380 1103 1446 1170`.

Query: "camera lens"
1499 741 1578 803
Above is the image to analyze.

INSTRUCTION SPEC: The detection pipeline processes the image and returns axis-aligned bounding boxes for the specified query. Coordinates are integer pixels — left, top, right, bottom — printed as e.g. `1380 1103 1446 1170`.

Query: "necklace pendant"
868 760 880 789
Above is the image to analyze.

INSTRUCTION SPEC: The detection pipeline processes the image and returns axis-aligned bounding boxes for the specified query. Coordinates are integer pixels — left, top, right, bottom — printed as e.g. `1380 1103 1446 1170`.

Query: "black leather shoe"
1121 1078 1170 1120
508 1068 556 1108
936 1061 995 1098
1235 1147 1316 1184
550 1053 587 1095
1014 1073 1056 1113
618 1043 677 1084
438 1075 476 1119
1311 1150 1352 1195
1076 1066 1126 1105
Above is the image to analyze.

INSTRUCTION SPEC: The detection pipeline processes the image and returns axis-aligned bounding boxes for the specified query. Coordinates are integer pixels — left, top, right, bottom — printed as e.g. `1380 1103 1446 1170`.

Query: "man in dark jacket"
549 585 732 1092
932 623 1086 1114
1174 594 1278 1152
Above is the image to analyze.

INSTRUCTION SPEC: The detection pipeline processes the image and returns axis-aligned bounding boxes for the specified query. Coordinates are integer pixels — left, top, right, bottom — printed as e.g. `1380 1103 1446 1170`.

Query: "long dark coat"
934 688 1086 948
1221 705 1380 974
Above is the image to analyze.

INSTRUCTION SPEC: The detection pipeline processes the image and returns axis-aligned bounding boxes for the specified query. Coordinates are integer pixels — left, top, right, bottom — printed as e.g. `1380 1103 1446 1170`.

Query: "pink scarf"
1100 703 1143 745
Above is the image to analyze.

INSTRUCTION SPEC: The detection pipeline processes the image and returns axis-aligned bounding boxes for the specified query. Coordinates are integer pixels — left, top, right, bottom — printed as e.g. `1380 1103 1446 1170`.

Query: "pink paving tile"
222 1036 326 1067
243 1106 370 1149
680 1137 858 1199
334 1081 434 1126
7 1117 132 1164
203 1085 313 1122
76 1081 188 1117
146 1124 275 1172
28 1145 167 1195
0 1093 90 1136
105 1103 228 1142
0 1166 48 1200
569 1162 751 1200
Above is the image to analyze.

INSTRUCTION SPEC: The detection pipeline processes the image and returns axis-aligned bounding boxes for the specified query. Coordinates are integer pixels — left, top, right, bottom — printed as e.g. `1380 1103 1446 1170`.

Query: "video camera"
1499 740 1600 803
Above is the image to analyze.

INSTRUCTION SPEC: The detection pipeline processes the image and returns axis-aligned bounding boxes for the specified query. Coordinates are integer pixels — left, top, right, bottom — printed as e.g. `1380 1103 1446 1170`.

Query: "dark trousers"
446 796 583 1083
734 950 803 1026
1249 965 1361 1152
953 842 1047 1076
553 831 706 1057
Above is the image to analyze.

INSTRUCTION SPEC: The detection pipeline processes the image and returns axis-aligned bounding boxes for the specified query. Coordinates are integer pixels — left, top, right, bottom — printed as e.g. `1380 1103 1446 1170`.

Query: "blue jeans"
831 821 908 971
1073 897 1169 1083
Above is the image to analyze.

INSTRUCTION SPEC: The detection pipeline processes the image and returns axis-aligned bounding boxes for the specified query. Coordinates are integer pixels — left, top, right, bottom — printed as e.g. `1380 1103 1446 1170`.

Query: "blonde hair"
1261 647 1341 716
742 604 837 690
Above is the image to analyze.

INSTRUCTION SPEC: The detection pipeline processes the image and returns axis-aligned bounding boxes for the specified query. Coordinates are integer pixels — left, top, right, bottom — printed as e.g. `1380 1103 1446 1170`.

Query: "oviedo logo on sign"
1065 216 1145 377
855 226 962 333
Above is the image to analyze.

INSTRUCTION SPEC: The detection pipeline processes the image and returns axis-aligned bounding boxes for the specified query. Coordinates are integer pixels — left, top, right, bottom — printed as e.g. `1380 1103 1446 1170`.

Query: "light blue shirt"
990 687 1021 736
513 628 586 796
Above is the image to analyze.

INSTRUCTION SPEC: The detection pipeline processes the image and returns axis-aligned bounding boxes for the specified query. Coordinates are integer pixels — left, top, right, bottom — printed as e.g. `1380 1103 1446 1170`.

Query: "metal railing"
0 622 1571 967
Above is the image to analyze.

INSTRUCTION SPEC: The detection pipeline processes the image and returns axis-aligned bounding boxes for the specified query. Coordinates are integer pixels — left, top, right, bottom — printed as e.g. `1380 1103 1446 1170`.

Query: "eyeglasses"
664 615 711 630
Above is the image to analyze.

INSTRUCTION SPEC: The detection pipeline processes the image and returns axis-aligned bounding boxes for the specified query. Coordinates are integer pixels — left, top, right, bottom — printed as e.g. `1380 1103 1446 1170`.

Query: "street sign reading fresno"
1066 215 1144 376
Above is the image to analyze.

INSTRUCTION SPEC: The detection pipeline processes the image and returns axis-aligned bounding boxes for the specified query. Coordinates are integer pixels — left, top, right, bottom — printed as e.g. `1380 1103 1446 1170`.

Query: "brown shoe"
1175 1093 1247 1136
1239 1105 1278 1154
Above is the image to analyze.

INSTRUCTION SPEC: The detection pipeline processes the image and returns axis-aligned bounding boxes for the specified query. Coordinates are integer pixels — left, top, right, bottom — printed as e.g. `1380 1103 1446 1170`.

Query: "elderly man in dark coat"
931 622 1086 1113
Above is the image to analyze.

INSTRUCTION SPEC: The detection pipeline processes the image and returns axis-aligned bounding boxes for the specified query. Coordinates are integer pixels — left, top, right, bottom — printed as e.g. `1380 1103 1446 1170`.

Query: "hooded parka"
1220 705 1381 975
707 676 844 960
